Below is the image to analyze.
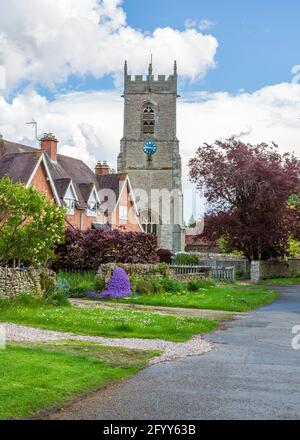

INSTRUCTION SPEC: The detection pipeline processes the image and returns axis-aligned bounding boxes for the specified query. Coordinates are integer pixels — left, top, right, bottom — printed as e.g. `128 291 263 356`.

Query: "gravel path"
3 323 212 364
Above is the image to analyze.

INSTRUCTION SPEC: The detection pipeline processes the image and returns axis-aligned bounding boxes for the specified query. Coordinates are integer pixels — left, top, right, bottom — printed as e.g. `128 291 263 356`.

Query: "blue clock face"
143 140 157 155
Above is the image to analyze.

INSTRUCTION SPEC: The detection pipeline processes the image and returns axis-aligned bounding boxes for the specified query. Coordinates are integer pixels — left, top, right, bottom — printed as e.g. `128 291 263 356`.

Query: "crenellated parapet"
124 61 177 95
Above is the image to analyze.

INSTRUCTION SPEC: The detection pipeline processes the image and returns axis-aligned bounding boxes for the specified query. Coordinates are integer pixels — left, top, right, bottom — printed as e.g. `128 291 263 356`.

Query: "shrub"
157 248 173 264
89 267 132 299
54 228 159 271
0 176 65 267
56 277 70 296
44 289 70 306
135 279 154 295
186 279 215 291
39 270 57 293
94 275 106 291
148 278 165 294
131 276 185 296
57 271 95 297
157 263 170 275
173 253 199 266
129 275 139 293
160 277 184 293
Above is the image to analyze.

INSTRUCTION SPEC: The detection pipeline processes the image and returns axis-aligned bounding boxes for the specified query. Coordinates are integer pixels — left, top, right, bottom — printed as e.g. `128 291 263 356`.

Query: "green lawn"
0 341 157 420
117 286 278 312
0 304 218 342
259 277 300 286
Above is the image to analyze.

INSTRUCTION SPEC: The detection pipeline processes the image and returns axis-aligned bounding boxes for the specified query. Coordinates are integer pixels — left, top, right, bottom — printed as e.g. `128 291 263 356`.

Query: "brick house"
0 134 143 233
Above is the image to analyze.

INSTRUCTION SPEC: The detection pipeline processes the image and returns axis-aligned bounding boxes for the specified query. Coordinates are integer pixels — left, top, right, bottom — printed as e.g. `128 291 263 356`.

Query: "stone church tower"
118 61 185 252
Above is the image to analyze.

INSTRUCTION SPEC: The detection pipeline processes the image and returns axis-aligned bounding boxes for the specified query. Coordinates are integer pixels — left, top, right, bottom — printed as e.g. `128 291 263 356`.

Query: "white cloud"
198 19 216 31
184 19 197 29
178 83 300 168
0 0 218 92
0 89 122 167
185 18 216 32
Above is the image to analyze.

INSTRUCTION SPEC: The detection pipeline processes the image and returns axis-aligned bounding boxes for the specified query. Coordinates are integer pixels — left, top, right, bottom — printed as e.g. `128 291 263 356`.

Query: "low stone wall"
173 272 211 282
251 260 300 282
98 263 171 283
199 257 250 275
0 267 56 298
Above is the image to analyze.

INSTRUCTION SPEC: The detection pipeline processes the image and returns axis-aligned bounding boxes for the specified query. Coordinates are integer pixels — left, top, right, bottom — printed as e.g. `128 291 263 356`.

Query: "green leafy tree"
287 237 300 257
217 235 243 256
188 215 197 228
0 177 66 266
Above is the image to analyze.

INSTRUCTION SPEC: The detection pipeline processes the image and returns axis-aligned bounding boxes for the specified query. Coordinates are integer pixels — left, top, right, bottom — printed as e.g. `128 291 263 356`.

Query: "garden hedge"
54 228 159 271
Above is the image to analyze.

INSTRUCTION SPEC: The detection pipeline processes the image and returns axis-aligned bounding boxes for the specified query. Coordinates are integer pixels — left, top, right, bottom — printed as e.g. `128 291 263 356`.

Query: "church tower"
118 60 185 252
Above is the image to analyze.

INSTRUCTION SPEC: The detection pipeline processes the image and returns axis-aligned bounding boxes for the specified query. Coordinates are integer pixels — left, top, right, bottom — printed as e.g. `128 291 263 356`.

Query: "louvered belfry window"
143 104 155 134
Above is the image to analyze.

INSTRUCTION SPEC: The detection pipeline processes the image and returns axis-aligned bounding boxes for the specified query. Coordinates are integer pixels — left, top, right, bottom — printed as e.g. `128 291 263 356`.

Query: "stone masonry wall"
98 263 171 283
0 267 56 298
98 263 211 283
251 260 300 282
199 258 250 275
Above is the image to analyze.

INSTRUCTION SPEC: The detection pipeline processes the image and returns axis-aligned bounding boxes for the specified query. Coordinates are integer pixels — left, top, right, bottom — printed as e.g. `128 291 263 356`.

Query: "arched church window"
142 104 155 134
140 208 159 235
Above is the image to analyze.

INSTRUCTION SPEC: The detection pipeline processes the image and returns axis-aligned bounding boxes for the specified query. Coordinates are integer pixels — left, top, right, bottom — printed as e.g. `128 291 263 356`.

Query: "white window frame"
119 205 128 221
64 184 77 216
87 189 98 217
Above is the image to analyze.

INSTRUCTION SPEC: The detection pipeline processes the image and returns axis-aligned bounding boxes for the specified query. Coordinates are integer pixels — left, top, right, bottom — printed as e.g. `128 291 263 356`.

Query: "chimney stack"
95 161 110 176
40 133 58 161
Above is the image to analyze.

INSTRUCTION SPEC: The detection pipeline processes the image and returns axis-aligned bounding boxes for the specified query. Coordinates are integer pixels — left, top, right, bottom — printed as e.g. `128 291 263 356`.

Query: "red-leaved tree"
189 139 300 261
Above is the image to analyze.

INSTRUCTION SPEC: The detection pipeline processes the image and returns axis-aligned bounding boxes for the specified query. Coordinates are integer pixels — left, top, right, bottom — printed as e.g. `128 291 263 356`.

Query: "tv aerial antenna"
26 119 39 141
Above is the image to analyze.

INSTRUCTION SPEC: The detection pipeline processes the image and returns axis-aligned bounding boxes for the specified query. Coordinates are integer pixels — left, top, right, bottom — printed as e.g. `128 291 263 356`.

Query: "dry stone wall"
98 263 171 283
251 259 300 282
0 267 56 298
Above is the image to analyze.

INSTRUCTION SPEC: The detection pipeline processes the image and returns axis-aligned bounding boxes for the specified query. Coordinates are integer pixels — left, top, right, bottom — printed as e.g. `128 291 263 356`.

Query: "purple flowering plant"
87 267 132 299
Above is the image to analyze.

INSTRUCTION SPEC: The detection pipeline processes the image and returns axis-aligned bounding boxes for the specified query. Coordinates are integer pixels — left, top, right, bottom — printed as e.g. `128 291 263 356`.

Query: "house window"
87 190 98 217
119 205 128 220
65 199 75 215
142 104 155 134
64 185 76 216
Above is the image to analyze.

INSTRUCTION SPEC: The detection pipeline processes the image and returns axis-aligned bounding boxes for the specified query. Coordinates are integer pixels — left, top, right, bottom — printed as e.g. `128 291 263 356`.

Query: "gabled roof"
57 154 96 184
0 139 102 210
0 149 61 205
0 139 36 156
0 151 41 183
78 183 95 203
51 154 99 209
97 173 127 211
0 138 140 219
54 178 72 200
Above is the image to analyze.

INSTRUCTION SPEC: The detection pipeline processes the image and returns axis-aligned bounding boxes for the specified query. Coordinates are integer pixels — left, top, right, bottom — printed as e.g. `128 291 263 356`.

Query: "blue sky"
124 0 299 93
